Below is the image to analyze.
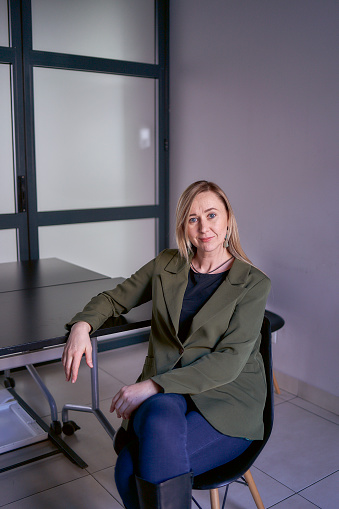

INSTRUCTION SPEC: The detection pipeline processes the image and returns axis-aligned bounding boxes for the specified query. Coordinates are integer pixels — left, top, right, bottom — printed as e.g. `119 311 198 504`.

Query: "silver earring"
223 228 229 248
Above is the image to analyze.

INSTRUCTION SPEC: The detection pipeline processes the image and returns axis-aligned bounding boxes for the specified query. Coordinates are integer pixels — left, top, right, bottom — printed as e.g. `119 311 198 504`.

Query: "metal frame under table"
0 258 151 471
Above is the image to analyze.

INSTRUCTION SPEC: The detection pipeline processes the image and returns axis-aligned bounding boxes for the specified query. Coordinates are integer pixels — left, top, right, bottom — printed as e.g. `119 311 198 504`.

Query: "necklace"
190 256 234 274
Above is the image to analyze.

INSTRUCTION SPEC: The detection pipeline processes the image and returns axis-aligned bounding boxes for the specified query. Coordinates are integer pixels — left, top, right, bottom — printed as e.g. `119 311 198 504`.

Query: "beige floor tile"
299 471 339 509
255 402 339 492
269 494 321 508
290 398 339 425
0 475 122 509
274 389 297 405
92 466 123 505
0 454 87 506
223 466 294 509
192 466 294 509
98 342 148 385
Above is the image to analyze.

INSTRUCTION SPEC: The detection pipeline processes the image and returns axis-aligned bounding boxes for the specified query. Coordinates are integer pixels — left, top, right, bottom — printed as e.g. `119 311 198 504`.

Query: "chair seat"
193 441 261 490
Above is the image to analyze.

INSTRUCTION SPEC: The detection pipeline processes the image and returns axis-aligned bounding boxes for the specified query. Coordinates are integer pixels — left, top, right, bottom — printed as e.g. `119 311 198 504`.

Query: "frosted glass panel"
39 219 156 278
0 64 15 214
0 230 17 263
32 0 155 64
0 0 9 46
34 68 156 212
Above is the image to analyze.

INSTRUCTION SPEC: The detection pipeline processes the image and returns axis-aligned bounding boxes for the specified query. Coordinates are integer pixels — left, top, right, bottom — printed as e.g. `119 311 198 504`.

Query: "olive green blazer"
68 249 271 440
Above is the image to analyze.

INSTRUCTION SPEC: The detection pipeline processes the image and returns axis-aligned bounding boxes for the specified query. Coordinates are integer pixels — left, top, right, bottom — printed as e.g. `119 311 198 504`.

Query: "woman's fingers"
109 380 162 419
62 322 92 383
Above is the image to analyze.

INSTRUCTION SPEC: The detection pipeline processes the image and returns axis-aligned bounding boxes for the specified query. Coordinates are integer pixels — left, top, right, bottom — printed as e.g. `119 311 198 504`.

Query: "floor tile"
192 486 227 508
0 454 87 507
193 466 294 509
290 398 339 425
62 399 121 473
98 342 148 385
274 389 297 405
299 471 339 509
226 466 294 508
254 402 339 492
268 494 321 508
92 466 123 506
0 475 122 509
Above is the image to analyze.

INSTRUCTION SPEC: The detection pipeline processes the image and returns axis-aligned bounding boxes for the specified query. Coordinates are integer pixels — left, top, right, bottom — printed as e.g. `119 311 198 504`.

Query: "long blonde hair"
175 181 252 264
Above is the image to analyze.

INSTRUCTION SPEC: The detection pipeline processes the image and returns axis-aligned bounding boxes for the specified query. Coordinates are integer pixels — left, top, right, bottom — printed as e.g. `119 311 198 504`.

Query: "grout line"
252 465 298 492
0 472 91 509
91 471 124 508
267 492 322 508
288 399 339 426
296 469 339 494
98 365 130 386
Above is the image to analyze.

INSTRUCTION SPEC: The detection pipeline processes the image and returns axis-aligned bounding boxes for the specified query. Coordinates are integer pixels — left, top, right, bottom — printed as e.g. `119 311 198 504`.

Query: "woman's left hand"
110 380 162 419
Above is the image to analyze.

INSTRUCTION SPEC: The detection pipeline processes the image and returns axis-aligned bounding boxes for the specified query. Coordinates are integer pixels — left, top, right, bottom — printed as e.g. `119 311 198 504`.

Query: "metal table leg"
25 364 62 433
62 336 116 439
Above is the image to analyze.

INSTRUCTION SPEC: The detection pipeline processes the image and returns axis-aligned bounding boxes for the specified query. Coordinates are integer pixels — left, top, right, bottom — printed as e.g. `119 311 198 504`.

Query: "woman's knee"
133 393 187 437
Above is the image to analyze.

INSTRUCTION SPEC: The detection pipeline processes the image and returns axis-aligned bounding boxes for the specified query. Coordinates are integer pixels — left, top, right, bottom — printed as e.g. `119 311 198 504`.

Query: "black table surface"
0 258 110 293
0 260 152 357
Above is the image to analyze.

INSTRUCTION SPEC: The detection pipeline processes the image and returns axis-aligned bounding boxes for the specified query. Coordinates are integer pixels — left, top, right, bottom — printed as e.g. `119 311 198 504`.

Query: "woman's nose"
199 218 208 232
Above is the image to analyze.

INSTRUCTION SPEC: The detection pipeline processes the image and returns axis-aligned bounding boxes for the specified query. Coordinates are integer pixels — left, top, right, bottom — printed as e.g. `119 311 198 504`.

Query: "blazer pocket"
241 362 256 373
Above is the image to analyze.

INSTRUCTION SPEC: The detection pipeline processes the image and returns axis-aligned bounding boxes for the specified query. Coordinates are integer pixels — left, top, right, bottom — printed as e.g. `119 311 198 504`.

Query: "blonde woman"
62 181 271 509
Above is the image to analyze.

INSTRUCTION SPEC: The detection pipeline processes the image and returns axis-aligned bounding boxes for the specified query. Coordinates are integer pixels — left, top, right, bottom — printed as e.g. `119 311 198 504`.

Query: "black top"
178 268 229 342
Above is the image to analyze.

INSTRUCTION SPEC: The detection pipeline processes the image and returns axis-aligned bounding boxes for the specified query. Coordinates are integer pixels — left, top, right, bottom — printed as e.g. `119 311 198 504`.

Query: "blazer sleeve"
65 257 156 333
151 275 271 395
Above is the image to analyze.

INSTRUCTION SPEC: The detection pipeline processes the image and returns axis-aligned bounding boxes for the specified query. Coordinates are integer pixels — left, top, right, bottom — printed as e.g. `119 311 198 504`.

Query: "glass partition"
39 218 156 278
0 64 15 214
0 0 9 47
31 0 155 63
34 68 156 212
0 230 17 263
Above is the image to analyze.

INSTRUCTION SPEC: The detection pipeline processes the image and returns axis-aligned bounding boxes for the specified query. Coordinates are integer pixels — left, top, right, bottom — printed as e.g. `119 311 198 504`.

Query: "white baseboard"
274 369 339 416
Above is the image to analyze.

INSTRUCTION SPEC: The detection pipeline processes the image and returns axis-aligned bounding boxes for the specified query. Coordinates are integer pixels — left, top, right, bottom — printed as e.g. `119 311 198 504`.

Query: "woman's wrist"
71 321 92 333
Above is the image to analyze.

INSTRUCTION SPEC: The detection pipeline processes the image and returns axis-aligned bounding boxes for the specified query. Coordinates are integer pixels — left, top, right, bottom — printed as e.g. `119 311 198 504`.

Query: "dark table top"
0 259 152 357
0 258 109 293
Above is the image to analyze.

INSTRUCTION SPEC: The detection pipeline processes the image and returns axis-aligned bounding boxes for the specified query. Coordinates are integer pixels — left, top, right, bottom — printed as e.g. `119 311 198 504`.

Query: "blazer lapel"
160 253 190 335
187 258 251 340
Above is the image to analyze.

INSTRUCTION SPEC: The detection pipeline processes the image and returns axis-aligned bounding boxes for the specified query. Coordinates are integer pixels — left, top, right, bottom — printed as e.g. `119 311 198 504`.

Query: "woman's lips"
200 237 214 242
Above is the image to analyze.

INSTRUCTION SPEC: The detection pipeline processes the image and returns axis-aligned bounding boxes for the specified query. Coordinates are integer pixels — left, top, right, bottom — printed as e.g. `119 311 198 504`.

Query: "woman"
62 181 271 509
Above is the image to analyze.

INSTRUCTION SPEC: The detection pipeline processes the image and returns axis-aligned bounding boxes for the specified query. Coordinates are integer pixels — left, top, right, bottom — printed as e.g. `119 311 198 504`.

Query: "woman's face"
186 191 229 256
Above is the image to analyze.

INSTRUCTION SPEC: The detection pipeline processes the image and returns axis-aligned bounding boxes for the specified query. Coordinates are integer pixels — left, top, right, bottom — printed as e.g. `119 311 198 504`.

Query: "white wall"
169 0 339 412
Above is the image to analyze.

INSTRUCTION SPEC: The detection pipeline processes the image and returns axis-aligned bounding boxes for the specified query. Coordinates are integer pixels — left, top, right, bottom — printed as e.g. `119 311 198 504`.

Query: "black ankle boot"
135 472 193 509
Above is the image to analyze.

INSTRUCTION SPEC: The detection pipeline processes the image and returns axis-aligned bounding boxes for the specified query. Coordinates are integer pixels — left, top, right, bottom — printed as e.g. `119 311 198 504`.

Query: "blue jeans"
115 393 252 509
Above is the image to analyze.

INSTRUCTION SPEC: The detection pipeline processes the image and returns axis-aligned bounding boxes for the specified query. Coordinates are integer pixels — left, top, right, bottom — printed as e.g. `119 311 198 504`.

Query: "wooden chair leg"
273 370 281 394
209 488 220 509
243 470 265 509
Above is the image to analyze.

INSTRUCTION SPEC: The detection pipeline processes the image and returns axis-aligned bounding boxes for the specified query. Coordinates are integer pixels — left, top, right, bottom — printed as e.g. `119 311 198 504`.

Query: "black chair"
264 310 285 395
192 317 274 509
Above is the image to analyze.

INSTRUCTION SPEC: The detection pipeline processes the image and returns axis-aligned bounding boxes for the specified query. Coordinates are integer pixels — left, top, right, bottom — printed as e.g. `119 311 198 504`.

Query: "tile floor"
0 342 338 509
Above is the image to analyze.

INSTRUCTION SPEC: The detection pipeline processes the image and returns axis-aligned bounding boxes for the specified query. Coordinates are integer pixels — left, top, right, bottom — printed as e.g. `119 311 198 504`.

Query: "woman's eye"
189 217 197 223
208 213 216 219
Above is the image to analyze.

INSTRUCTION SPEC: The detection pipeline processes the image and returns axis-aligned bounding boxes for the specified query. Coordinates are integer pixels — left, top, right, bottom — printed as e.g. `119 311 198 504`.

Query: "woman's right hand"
62 321 92 383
